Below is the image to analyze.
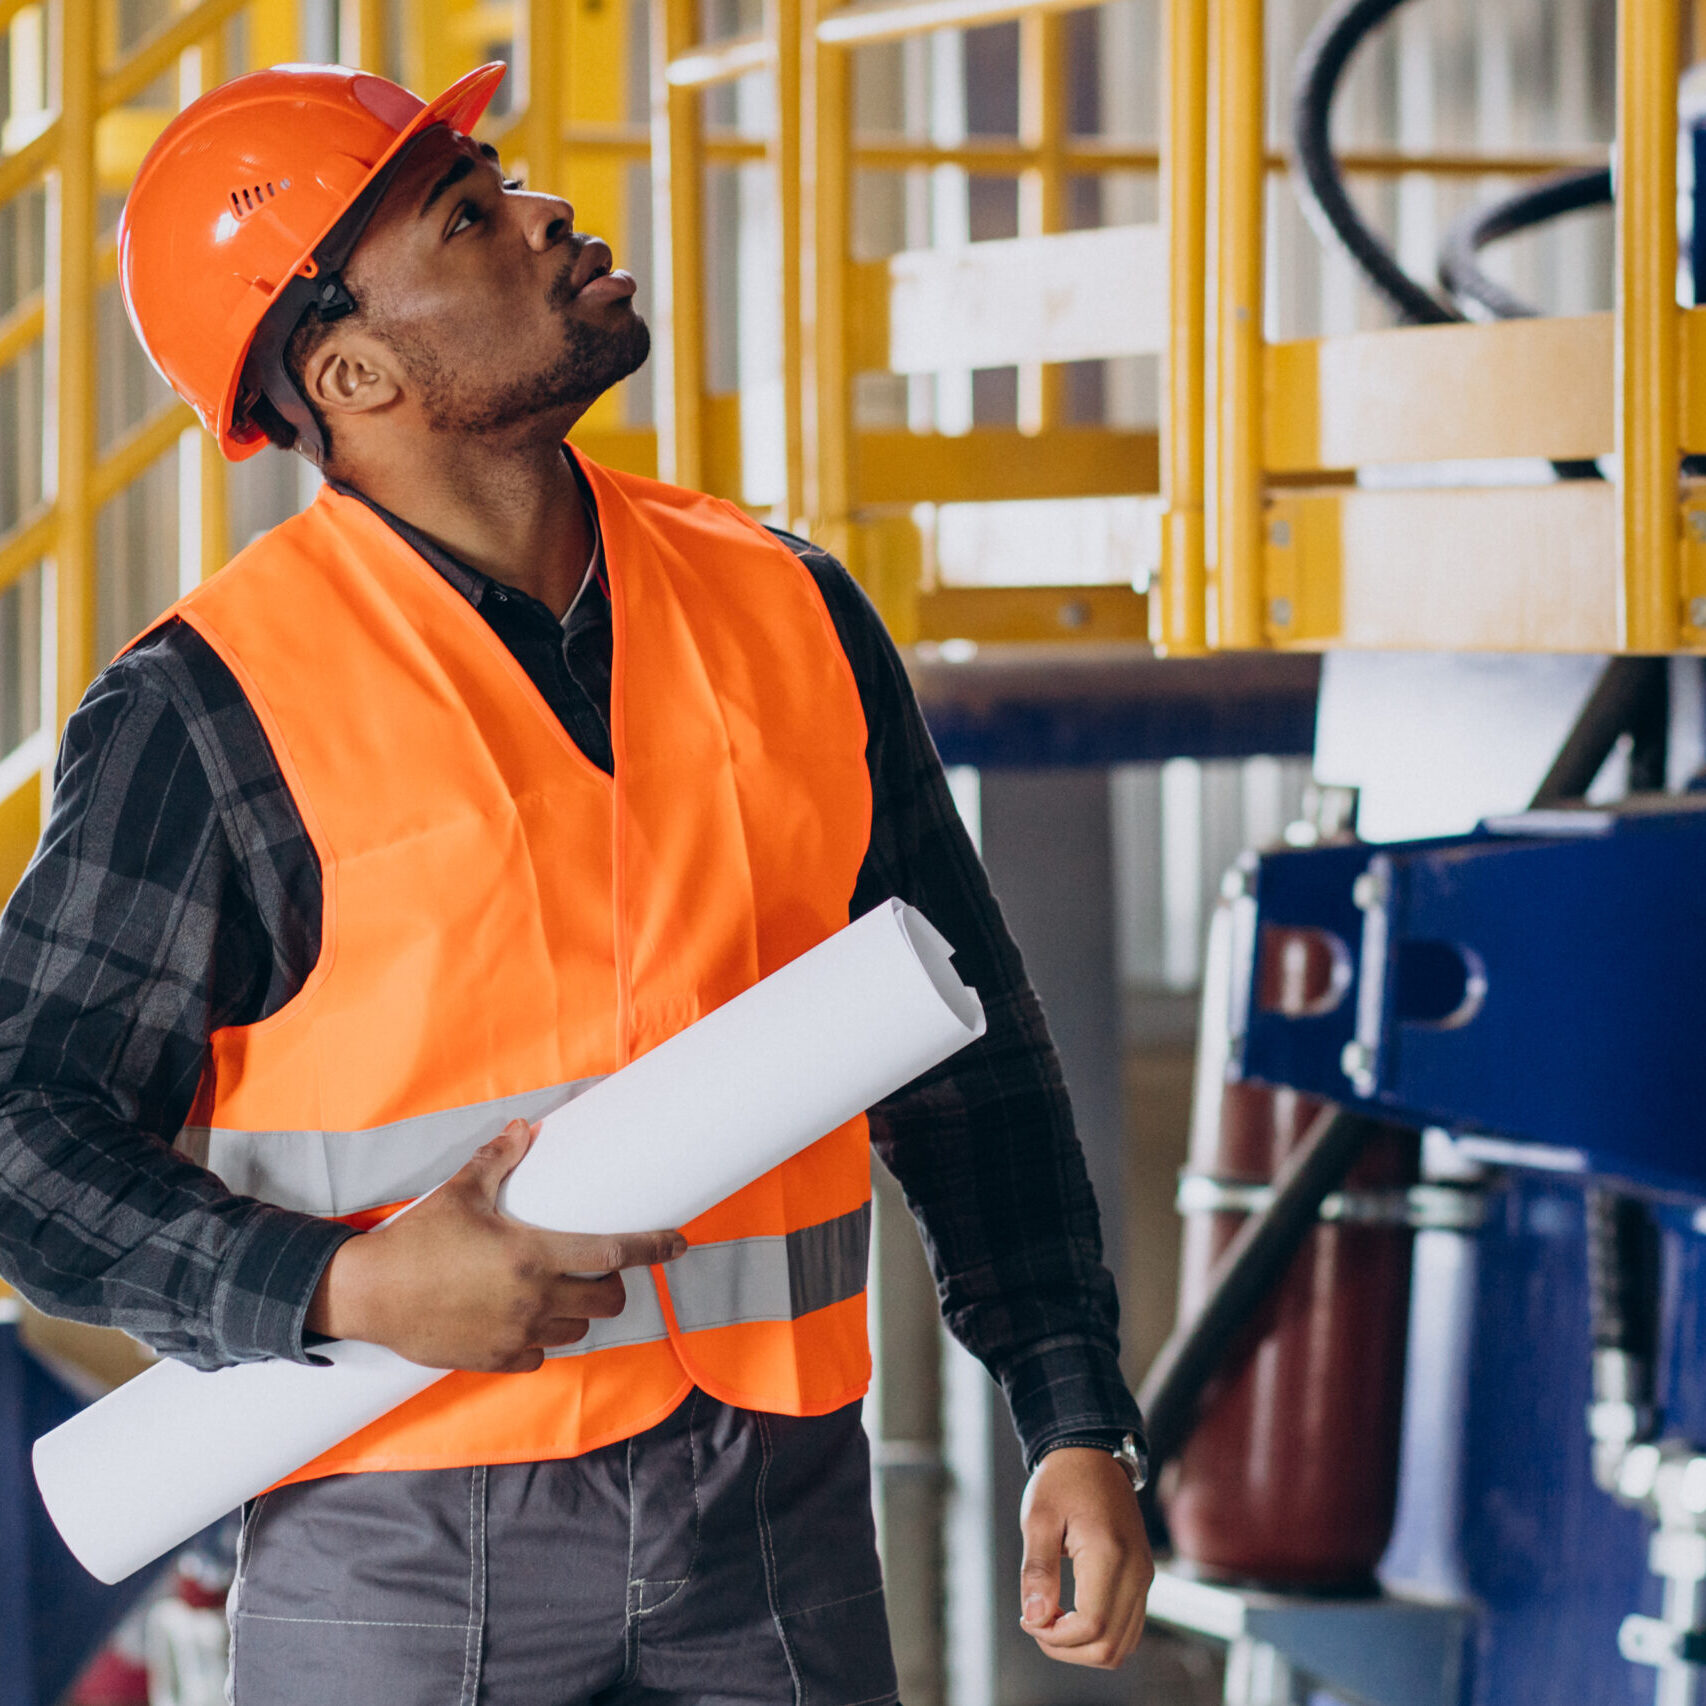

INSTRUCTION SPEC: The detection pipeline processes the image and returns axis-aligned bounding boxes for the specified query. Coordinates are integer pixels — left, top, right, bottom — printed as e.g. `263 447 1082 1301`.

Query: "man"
0 60 1150 1703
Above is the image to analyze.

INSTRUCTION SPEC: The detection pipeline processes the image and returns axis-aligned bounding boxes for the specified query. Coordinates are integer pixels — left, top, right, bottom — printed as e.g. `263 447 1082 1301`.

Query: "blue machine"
1230 798 1706 1194
0 1317 156 1706
1215 796 1706 1706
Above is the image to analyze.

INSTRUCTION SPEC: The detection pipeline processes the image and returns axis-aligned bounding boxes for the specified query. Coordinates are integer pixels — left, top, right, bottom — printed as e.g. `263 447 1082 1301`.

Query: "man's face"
341 127 650 436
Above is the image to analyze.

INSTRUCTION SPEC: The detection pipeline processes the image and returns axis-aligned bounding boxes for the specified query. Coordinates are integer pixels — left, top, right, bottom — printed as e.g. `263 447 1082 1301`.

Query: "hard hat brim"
219 60 508 457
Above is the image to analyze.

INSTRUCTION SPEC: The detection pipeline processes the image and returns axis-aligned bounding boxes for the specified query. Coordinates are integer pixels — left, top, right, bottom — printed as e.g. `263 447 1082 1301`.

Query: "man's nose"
520 192 575 249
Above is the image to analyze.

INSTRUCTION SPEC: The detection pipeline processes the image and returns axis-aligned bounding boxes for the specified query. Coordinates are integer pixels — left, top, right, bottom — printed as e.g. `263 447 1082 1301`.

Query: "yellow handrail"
1156 0 1208 654
55 0 99 726
649 0 709 491
1618 0 1681 651
1214 0 1266 650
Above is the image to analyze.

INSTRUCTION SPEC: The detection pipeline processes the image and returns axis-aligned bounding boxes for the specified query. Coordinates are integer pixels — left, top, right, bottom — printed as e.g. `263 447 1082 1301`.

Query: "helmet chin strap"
236 127 439 466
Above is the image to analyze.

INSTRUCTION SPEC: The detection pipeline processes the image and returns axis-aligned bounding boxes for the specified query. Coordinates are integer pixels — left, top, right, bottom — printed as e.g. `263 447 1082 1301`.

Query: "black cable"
1292 0 1460 327
1530 658 1670 806
1435 166 1614 480
1438 166 1614 322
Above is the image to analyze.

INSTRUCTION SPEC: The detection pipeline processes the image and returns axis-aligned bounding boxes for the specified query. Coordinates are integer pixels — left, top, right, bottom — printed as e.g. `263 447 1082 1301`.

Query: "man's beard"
392 265 652 436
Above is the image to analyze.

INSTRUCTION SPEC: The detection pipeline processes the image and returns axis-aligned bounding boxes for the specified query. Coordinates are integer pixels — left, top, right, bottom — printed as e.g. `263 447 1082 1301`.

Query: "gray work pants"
228 1392 899 1706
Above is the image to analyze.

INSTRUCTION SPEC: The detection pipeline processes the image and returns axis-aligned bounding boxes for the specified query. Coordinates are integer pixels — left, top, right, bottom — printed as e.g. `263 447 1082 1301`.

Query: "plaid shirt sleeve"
0 624 354 1368
778 534 1145 1470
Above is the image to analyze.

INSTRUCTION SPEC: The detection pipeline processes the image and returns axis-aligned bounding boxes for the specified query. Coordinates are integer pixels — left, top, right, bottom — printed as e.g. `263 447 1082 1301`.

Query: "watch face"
1114 1435 1148 1492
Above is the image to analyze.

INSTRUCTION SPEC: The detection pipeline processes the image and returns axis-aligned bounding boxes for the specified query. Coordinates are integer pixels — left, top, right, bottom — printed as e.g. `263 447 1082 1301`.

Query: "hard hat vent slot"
228 180 289 221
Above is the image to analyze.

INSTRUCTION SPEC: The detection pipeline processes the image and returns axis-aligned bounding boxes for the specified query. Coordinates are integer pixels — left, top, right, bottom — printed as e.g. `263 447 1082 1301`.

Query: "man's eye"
448 203 479 236
502 176 524 191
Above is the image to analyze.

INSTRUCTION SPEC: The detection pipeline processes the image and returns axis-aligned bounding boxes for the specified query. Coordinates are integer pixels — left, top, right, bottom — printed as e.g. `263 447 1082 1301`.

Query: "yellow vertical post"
773 0 806 523
339 0 389 72
402 0 477 104
522 0 563 211
186 6 229 579
650 0 706 489
1157 0 1209 653
798 18 851 564
1017 10 1065 433
1617 0 1681 651
54 0 99 724
565 0 632 437
1214 0 1266 650
245 0 297 67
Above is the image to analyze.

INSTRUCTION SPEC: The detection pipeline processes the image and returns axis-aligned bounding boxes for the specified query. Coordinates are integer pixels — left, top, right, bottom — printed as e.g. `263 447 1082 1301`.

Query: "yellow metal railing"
0 0 655 900
793 0 1173 646
1208 0 1694 656
5 0 1687 925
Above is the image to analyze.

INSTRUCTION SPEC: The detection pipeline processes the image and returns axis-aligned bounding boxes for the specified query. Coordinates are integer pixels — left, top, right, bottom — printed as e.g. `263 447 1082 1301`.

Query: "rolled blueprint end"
34 898 984 1583
33 1339 444 1585
500 899 987 1234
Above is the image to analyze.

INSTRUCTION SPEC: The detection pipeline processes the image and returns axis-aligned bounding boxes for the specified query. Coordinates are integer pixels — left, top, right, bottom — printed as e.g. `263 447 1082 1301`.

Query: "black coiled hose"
1292 0 1461 327
1438 166 1614 322
1291 0 1605 478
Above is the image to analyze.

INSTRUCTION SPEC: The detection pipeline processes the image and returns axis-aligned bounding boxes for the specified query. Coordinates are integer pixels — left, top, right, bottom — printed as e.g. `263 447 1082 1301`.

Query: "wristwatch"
1111 1432 1148 1493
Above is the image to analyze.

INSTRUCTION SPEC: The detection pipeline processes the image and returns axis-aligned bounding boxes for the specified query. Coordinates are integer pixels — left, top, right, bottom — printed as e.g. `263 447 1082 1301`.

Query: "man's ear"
301 331 402 425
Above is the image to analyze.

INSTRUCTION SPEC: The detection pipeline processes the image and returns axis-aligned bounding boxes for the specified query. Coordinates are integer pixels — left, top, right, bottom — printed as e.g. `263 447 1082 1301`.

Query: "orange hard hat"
119 60 506 464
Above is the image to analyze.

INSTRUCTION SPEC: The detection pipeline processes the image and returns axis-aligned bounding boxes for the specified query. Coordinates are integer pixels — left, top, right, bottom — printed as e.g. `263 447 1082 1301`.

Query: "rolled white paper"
34 899 984 1584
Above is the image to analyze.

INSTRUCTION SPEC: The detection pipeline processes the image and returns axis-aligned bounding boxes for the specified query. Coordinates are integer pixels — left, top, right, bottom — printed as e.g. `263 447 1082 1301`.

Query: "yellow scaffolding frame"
0 0 654 901
1212 0 1695 656
650 0 797 504
798 0 1161 647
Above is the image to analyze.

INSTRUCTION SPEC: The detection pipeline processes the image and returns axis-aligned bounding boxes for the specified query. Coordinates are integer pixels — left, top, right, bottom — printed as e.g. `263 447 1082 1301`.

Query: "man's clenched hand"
305 1117 686 1371
1018 1446 1154 1670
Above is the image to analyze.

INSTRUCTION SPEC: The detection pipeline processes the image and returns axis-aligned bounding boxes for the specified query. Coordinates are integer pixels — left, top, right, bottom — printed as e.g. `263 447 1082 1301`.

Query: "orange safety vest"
149 452 875 1483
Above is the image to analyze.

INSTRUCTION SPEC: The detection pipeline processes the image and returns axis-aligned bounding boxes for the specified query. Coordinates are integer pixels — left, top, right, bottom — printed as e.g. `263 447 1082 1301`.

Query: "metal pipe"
53 0 98 729
1530 656 1671 804
338 0 389 71
649 0 707 489
798 7 852 547
99 0 252 113
1016 9 1065 434
1158 0 1209 654
1617 0 1682 650
816 0 1087 49
523 0 565 215
1214 0 1267 650
852 138 1605 178
774 0 806 524
666 34 775 89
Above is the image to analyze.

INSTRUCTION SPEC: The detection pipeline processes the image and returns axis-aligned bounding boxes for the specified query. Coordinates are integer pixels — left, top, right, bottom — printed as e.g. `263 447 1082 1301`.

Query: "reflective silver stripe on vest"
183 1089 869 1343
543 1267 671 1357
667 1202 872 1332
180 1076 608 1218
475 1204 871 1359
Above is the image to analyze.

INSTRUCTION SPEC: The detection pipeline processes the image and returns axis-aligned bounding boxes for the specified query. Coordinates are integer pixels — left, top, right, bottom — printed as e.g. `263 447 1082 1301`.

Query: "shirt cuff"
210 1204 360 1365
998 1336 1148 1473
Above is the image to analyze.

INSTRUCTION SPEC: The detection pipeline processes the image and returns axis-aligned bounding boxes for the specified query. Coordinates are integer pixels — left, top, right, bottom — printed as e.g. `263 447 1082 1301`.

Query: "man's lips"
567 237 616 296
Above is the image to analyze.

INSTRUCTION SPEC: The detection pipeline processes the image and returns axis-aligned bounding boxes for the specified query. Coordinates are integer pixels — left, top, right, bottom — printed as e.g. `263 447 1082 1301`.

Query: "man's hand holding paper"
306 1118 686 1372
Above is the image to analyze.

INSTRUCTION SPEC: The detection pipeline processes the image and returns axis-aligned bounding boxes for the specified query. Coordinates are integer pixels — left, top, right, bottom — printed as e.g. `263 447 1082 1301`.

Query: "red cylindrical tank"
1163 908 1418 1591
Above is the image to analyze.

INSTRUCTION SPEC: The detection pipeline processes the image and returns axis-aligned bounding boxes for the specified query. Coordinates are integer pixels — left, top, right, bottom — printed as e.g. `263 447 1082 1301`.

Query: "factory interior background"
6 0 1706 1703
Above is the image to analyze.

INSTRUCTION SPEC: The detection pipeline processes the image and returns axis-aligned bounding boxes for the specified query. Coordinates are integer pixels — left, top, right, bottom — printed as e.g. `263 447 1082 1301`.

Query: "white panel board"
887 223 1168 374
1313 651 1609 843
